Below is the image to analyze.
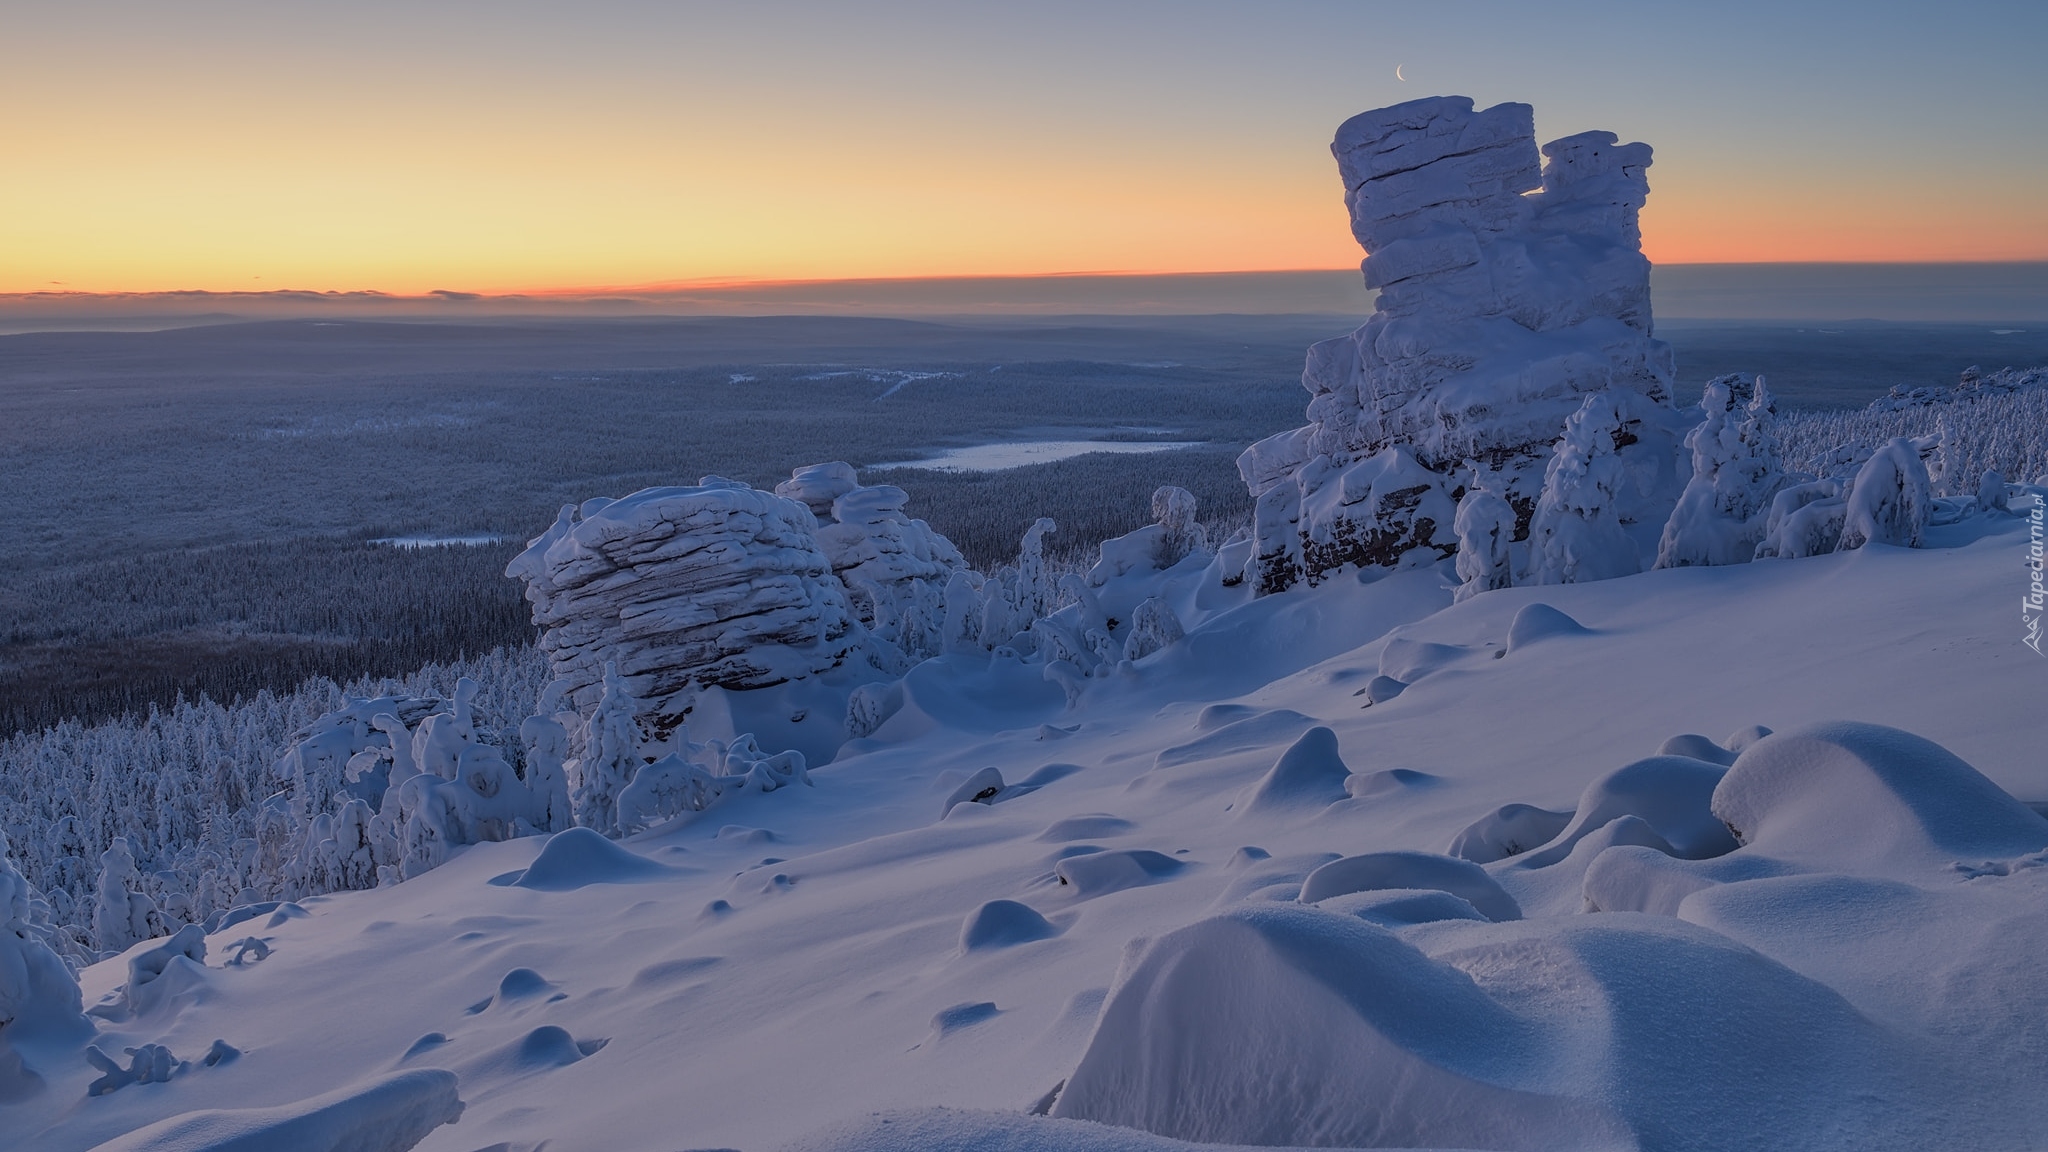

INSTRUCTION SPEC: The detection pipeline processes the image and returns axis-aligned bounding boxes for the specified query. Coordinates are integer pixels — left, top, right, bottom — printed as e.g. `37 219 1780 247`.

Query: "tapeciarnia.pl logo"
2026 495 2045 655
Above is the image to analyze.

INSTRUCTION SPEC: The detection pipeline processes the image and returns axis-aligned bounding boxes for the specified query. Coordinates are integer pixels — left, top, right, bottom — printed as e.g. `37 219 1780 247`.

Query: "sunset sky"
4 0 2044 295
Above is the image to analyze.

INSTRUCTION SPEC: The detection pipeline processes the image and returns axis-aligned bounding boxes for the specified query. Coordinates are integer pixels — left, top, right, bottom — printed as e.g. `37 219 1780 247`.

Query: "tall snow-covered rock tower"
1240 96 1680 593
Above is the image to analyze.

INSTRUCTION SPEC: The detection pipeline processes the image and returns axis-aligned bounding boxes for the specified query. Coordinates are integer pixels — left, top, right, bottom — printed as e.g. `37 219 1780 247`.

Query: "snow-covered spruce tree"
572 663 642 837
1977 468 2009 514
1452 468 1517 602
1017 517 1060 624
518 715 576 835
1151 485 1206 570
1656 375 1786 568
90 839 162 959
1528 392 1642 585
941 569 987 653
1 831 85 1037
1121 596 1186 662
1838 436 1933 550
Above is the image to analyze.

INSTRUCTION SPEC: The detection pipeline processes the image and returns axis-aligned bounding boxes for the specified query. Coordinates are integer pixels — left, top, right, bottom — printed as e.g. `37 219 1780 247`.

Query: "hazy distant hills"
5 263 2047 333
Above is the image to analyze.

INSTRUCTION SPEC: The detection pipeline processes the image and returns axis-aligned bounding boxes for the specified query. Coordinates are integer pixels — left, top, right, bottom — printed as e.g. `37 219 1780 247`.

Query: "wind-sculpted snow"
81 1069 462 1152
1057 721 2048 1152
1239 95 1685 593
5 509 2045 1151
500 828 678 891
1711 722 2048 870
1054 904 1635 1149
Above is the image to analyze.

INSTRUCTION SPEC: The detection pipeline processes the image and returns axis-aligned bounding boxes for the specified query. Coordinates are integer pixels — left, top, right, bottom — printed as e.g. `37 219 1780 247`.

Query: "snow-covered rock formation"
510 467 968 747
509 481 858 741
776 462 967 673
1239 96 1683 593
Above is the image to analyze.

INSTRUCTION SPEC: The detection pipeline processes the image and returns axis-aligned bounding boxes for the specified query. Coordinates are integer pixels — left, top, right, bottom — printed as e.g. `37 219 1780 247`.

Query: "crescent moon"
1395 63 1406 81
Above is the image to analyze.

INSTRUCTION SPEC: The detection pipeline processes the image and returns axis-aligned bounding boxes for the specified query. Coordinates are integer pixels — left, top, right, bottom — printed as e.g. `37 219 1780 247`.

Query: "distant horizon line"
6 263 2048 332
12 260 2048 302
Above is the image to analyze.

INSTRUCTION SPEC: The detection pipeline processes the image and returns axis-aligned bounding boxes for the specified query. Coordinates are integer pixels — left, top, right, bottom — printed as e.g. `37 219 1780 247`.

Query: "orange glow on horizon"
5 99 2042 296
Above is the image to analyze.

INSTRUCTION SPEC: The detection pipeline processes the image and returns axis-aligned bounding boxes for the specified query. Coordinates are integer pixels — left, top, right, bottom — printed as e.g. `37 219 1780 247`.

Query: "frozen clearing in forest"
871 439 1205 473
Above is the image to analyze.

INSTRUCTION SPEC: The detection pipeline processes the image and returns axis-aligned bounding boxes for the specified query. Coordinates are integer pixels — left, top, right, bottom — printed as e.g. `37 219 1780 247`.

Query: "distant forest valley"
2 313 2043 732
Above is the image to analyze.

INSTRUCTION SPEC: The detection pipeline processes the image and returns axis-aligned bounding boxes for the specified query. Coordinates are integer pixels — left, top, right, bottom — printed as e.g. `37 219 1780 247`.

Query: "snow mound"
1153 710 1317 770
1238 727 1351 812
1376 637 1465 682
1054 850 1185 898
1055 904 1963 1152
1037 815 1136 842
507 828 676 891
1446 803 1574 863
1504 602 1589 652
1579 844 1789 916
929 1001 1001 1036
1238 96 1681 592
942 767 1009 817
778 1106 1461 1152
1712 722 2048 870
1315 887 1490 927
1504 754 1735 869
1655 733 1737 766
82 1069 462 1152
1052 904 1625 1149
1346 767 1440 800
1299 851 1520 920
120 923 208 1016
960 900 1059 951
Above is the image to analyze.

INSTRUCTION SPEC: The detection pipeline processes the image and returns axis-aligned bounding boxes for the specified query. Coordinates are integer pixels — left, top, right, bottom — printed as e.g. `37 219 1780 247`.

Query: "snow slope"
4 504 2042 1151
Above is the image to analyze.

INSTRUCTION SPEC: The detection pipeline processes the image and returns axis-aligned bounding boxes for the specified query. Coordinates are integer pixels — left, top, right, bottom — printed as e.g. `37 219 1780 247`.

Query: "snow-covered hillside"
5 94 2047 1152
4 506 2044 1151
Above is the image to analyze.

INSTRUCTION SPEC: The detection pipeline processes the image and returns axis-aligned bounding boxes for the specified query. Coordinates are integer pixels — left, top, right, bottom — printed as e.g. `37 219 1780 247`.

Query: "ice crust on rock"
1239 95 1682 592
